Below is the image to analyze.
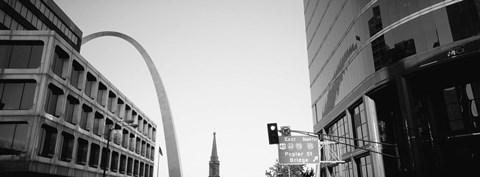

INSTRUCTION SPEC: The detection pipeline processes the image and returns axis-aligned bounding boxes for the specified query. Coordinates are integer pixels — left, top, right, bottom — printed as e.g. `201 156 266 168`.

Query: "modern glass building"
303 0 480 176
1 0 156 176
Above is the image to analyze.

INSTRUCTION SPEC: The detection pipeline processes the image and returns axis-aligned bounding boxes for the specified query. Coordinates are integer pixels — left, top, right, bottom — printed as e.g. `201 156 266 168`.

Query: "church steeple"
209 132 220 177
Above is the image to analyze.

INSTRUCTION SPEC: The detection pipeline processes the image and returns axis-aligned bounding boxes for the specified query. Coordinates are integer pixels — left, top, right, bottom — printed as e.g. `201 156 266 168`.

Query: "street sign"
278 136 319 165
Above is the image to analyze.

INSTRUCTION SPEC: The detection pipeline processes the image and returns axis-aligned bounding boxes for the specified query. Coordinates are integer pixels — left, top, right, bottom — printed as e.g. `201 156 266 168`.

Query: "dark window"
59 132 74 162
89 143 100 168
151 147 155 160
0 122 28 154
150 166 153 177
134 160 139 177
141 141 146 157
94 112 103 136
146 144 150 159
101 147 110 170
136 137 141 154
122 130 129 148
0 41 43 69
110 151 119 172
0 80 36 110
104 119 113 140
127 157 133 175
341 161 355 177
143 120 148 136
45 84 63 117
85 73 96 98
130 133 135 152
131 110 137 127
152 128 156 142
70 60 84 89
97 82 107 106
80 104 92 130
326 114 354 156
148 124 152 139
138 116 143 133
38 125 57 158
139 162 144 177
108 91 116 113
76 138 88 165
145 164 149 177
65 95 79 124
120 154 127 174
117 99 125 119
126 105 132 121
368 6 416 71
447 0 480 41
52 46 68 78
112 125 121 145
356 155 374 177
442 83 480 131
350 102 370 147
328 165 340 177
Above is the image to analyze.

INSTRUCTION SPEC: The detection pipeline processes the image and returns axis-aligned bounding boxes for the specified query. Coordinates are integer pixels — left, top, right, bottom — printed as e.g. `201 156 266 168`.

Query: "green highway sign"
278 136 319 164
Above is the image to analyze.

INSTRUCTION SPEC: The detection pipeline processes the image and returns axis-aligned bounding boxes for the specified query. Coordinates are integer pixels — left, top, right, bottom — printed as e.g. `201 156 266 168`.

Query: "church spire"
209 132 220 177
211 132 218 161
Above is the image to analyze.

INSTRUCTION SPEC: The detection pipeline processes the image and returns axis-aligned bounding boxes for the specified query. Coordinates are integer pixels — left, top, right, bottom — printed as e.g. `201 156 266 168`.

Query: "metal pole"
103 126 112 177
290 129 396 147
157 148 160 177
288 165 291 177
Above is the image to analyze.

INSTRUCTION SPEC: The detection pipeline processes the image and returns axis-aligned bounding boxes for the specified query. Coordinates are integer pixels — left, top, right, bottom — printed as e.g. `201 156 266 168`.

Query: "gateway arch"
82 31 183 177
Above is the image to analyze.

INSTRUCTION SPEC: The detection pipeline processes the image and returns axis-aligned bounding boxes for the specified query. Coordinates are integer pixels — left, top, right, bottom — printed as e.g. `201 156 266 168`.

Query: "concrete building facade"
303 0 480 176
1 0 156 176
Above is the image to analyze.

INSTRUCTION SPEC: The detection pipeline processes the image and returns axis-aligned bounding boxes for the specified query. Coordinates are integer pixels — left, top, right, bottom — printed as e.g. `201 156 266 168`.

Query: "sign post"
277 136 319 165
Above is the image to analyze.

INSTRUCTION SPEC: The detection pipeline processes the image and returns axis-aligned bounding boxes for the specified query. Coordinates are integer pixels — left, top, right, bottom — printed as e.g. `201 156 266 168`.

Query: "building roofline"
43 0 83 39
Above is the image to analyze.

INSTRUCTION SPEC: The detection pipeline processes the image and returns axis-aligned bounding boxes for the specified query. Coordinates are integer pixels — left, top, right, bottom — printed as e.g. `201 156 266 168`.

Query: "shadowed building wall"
303 0 480 176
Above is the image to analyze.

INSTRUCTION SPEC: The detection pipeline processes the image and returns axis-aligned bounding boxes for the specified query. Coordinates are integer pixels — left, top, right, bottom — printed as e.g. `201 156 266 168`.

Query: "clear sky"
55 1 313 177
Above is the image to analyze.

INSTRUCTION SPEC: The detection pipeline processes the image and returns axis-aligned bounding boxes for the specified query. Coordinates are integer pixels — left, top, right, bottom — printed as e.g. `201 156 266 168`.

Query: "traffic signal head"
267 123 279 144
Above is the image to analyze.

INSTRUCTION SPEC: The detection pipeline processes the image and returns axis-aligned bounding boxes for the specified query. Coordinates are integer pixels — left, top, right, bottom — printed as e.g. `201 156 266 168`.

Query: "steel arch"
82 31 183 177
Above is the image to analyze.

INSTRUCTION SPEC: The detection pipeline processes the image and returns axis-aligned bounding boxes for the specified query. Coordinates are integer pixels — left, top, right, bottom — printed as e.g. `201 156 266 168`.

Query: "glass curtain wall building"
303 0 480 176
1 0 156 177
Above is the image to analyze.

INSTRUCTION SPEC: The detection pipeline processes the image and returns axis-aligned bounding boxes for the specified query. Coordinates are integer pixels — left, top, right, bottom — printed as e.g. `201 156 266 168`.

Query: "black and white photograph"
1 0 480 177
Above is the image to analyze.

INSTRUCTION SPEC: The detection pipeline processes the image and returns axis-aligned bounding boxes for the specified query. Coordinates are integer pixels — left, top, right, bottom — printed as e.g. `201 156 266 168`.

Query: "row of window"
0 8 27 30
319 101 374 177
0 80 155 160
309 0 480 120
0 40 157 142
0 79 155 160
39 124 154 177
45 82 155 160
324 102 370 158
320 155 373 177
51 45 157 141
1 0 79 45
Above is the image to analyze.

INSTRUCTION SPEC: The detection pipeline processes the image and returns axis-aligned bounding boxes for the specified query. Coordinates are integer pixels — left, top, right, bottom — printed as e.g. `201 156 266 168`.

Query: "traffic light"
267 123 279 144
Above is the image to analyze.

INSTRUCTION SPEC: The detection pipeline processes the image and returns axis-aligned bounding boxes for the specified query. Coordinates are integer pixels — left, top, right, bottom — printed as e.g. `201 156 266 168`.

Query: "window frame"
38 124 57 158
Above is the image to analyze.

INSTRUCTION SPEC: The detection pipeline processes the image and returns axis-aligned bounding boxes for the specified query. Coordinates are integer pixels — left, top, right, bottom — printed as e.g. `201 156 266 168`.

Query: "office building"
303 0 480 176
1 0 156 176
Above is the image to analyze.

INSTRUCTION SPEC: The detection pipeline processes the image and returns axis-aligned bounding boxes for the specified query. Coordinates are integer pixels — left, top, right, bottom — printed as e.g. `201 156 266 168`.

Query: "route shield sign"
278 136 319 164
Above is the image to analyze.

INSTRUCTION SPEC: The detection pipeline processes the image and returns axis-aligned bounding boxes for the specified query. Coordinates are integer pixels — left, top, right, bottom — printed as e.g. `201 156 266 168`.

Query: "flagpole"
157 146 162 177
